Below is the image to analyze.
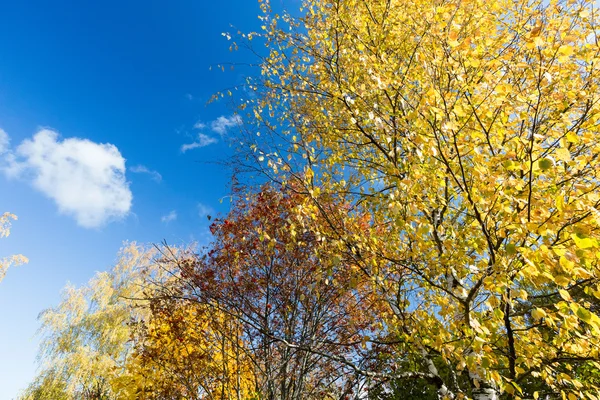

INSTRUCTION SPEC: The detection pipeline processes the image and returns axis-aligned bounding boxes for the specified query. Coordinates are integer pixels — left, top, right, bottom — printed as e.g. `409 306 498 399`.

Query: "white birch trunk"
472 387 499 400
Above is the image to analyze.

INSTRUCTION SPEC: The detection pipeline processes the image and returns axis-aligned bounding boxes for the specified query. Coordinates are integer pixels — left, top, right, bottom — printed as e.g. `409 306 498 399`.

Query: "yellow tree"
0 212 28 283
21 242 258 400
125 297 258 400
20 244 178 400
244 0 600 398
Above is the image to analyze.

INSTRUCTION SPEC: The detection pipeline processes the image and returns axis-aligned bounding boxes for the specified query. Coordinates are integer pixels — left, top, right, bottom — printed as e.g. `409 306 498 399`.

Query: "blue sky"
0 0 296 397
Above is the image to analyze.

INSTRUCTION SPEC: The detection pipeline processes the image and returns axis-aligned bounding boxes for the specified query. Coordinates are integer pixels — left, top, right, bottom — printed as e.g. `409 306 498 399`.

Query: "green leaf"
506 243 517 255
576 306 592 323
538 158 553 170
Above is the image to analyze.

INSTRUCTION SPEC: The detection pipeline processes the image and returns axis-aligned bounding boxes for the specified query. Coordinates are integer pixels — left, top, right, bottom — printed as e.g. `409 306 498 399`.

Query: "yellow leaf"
571 234 596 249
531 308 547 320
559 45 574 57
559 256 574 271
555 275 571 287
555 148 571 162
504 383 514 395
559 289 572 301
556 195 565 212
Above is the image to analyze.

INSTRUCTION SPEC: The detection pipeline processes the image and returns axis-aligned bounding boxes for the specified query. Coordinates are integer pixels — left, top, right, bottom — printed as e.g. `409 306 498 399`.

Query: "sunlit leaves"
21 244 187 400
185 185 376 399
126 300 257 400
248 0 600 397
0 212 28 284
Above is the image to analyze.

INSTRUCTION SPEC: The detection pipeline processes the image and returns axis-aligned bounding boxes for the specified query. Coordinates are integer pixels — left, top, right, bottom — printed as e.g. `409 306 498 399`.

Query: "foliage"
0 212 28 283
18 369 70 400
20 244 172 400
22 242 259 400
21 0 600 399
243 0 600 398
175 185 377 399
125 296 258 399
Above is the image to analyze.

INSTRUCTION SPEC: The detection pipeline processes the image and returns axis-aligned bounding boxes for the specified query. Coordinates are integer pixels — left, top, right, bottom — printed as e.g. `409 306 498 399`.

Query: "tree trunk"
472 387 499 400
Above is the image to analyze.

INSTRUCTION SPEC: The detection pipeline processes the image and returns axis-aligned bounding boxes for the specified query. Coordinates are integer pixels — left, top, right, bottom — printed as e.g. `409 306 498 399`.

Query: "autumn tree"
239 0 600 398
21 241 264 400
172 185 380 400
126 295 258 400
19 243 187 400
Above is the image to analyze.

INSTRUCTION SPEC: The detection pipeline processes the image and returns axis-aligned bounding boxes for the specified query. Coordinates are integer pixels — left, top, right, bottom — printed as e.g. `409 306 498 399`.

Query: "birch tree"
243 0 600 398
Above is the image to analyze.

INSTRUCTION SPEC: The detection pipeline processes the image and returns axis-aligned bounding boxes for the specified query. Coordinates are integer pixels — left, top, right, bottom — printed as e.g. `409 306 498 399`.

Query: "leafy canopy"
244 0 600 398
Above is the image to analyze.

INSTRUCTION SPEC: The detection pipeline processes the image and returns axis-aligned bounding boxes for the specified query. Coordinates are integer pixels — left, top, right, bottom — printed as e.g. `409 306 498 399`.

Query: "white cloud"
180 133 218 153
0 129 9 154
185 93 193 101
198 203 213 219
210 115 242 136
161 210 177 223
130 164 162 182
179 115 241 153
2 128 132 228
